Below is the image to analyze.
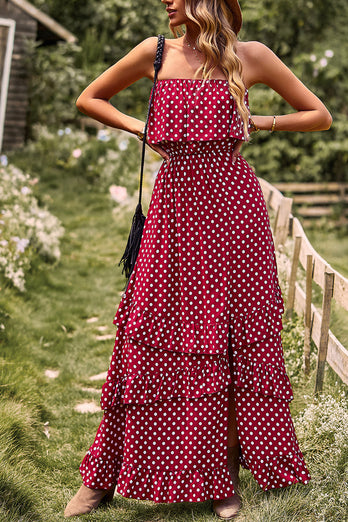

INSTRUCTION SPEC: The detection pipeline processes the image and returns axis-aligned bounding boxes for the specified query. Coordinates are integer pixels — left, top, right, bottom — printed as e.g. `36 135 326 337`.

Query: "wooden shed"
0 0 76 152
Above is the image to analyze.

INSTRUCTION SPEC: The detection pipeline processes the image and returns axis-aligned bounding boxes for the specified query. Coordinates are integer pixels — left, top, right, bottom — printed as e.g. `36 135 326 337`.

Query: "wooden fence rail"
258 177 348 392
273 182 348 227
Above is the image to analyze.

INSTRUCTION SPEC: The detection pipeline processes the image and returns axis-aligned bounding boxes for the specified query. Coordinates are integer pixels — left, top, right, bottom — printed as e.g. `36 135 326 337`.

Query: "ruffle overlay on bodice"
147 79 251 144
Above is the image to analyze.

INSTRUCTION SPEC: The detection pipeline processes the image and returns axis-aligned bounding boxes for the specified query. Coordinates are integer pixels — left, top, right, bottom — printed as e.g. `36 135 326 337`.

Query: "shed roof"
9 0 77 43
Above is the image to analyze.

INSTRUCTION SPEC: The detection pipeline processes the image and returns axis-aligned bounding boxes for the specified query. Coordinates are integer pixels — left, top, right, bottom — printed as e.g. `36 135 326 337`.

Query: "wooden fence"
273 182 348 228
258 178 348 393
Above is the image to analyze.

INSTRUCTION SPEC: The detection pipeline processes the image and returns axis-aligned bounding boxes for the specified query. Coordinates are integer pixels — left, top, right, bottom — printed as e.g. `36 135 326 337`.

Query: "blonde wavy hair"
172 0 249 137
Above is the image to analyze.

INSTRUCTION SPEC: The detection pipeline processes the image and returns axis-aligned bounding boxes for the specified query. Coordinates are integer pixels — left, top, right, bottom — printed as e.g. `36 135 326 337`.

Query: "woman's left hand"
232 140 243 164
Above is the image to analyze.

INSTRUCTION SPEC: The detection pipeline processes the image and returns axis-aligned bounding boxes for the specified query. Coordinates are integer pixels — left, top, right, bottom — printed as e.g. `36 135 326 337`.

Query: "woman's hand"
240 41 332 132
76 38 159 136
148 142 170 166
231 140 243 165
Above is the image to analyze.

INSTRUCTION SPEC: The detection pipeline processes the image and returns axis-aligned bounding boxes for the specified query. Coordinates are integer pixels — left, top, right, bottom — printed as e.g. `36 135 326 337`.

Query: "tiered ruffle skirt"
80 139 310 502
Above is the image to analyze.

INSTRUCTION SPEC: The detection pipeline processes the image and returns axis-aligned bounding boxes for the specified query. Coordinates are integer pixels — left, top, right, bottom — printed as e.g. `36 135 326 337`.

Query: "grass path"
1 151 347 521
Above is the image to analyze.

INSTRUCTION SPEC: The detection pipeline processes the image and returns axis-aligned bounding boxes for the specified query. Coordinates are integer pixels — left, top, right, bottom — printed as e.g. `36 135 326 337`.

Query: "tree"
28 0 169 126
239 0 348 182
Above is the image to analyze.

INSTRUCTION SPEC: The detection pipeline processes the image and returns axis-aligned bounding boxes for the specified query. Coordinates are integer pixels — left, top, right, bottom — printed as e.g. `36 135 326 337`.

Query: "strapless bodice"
147 78 251 144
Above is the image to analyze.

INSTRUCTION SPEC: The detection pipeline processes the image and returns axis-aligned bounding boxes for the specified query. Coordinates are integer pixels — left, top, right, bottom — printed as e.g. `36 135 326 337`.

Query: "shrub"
20 125 141 195
294 394 348 520
0 161 64 291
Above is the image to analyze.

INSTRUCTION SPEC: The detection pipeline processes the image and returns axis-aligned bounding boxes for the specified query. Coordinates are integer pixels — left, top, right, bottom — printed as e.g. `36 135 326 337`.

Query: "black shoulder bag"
119 34 165 281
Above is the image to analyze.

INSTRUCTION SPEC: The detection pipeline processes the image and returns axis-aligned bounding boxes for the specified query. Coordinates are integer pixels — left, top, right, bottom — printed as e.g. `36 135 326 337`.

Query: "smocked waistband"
154 138 239 156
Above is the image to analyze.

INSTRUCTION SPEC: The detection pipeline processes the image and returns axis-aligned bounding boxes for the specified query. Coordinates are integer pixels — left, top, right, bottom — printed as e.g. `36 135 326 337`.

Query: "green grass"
0 142 347 521
306 229 348 279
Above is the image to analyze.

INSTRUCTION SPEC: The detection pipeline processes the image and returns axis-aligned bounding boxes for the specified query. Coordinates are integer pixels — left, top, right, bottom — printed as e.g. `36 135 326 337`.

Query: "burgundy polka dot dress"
80 79 310 502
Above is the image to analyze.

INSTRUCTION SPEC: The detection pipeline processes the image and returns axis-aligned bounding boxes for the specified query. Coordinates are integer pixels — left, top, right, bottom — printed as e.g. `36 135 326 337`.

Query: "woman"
65 0 332 519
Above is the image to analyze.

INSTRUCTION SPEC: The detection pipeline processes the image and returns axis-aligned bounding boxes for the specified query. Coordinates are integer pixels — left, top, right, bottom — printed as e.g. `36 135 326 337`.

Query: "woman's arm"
240 41 332 132
76 37 158 137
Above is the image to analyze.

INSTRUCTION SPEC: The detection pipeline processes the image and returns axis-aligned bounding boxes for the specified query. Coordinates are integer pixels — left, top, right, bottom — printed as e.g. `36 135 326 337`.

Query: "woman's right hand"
76 38 159 133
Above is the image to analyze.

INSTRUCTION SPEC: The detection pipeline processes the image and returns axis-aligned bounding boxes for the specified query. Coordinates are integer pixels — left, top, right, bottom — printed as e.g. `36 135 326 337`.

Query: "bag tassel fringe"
119 202 146 279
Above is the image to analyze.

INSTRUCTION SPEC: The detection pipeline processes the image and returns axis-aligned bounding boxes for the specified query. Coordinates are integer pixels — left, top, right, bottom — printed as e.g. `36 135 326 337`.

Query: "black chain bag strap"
119 34 165 281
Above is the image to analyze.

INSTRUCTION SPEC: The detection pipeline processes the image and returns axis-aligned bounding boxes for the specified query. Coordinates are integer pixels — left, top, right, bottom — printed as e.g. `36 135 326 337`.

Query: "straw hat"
226 0 243 34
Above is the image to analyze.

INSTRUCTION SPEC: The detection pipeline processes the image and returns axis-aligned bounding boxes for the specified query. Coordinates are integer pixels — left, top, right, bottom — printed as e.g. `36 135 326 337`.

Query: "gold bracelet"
250 117 260 133
137 127 145 141
270 115 276 133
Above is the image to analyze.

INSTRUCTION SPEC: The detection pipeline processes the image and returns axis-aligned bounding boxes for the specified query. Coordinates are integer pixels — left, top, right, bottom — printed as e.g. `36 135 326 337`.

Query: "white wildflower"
21 186 31 196
319 58 328 67
119 139 129 151
15 238 30 253
0 155 8 166
294 395 348 458
97 129 111 142
325 49 334 58
72 148 82 159
109 185 128 203
310 54 316 62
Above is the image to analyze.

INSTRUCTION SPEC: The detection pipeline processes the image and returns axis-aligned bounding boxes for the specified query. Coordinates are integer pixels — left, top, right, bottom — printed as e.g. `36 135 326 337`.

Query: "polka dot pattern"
147 79 250 143
79 79 310 502
236 388 310 491
99 336 232 407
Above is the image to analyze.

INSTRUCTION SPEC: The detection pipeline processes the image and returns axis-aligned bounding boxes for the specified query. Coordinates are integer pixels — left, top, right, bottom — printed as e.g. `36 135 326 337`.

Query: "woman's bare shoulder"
135 36 159 57
141 36 182 50
122 36 159 78
236 41 281 87
235 40 272 62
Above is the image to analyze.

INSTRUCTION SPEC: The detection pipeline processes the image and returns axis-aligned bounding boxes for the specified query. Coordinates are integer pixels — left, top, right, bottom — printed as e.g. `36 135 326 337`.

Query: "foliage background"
240 0 348 183
26 0 348 184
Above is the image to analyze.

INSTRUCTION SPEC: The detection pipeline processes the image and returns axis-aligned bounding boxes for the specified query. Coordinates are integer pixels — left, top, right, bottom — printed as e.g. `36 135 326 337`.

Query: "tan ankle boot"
64 484 116 517
213 446 241 520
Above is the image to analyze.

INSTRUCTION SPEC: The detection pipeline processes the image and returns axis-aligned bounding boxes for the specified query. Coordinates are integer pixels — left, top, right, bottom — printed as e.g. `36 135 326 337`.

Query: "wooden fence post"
266 190 274 213
288 215 294 237
314 271 335 394
274 197 293 249
286 236 302 320
304 255 313 375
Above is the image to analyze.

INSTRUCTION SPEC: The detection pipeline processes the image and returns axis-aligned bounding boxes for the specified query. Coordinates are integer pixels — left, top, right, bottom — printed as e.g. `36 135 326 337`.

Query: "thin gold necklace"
183 36 202 64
